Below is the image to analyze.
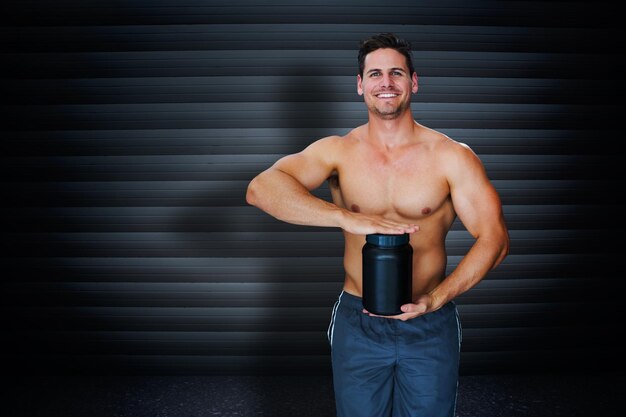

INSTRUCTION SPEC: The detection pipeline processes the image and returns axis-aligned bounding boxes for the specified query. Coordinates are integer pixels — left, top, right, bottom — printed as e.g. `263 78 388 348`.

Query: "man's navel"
351 204 360 213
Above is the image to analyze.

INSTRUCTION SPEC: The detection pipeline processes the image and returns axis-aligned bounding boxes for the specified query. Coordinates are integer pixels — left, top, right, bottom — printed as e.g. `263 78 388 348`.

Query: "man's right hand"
339 210 419 235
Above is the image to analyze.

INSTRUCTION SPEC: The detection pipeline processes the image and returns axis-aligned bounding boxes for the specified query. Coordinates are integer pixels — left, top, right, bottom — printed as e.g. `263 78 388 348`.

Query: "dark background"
2 0 625 379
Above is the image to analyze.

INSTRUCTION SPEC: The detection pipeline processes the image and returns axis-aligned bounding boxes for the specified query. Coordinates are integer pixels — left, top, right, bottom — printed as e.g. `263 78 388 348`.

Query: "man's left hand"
362 294 434 321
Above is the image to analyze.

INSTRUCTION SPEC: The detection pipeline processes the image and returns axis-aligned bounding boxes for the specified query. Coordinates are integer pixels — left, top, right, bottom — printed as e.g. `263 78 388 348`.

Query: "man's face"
357 48 418 120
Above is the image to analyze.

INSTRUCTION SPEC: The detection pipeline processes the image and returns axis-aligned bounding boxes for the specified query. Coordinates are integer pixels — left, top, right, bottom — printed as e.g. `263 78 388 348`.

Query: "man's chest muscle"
336 163 450 219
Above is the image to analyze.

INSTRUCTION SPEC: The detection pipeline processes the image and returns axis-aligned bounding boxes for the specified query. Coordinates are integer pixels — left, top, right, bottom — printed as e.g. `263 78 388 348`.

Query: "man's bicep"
270 140 336 190
453 180 504 238
449 150 504 238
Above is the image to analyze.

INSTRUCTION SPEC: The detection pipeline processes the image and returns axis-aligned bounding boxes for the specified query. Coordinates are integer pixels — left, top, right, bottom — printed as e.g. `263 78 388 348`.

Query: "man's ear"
357 74 363 96
412 73 419 94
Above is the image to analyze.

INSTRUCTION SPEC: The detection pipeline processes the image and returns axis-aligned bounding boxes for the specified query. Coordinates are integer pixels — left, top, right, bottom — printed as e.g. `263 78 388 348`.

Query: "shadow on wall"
173 61 350 385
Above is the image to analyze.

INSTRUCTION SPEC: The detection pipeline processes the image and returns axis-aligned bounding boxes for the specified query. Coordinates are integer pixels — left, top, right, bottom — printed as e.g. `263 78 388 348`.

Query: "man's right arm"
245 137 417 235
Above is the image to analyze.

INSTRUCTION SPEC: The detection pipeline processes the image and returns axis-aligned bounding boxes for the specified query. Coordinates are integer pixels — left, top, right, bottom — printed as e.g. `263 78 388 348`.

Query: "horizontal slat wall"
2 0 625 376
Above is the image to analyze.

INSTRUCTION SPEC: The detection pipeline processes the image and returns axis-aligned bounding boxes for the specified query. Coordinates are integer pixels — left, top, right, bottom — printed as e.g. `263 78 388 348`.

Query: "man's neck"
366 110 418 149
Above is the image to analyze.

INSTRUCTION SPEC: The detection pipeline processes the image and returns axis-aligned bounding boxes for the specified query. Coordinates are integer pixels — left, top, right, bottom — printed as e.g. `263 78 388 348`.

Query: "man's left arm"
397 142 510 320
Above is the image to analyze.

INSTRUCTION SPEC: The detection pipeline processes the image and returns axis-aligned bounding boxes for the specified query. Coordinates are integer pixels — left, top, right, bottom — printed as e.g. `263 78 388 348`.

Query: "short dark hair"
358 33 415 77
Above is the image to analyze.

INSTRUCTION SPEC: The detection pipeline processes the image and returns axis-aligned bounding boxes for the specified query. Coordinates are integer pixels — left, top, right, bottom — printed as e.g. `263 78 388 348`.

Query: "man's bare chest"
332 156 451 220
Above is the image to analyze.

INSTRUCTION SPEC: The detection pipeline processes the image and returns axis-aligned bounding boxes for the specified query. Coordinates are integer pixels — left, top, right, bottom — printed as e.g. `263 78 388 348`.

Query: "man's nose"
380 73 394 87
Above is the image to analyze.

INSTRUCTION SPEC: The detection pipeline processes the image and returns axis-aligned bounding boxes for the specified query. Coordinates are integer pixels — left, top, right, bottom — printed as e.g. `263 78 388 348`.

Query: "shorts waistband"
336 290 456 313
337 291 365 310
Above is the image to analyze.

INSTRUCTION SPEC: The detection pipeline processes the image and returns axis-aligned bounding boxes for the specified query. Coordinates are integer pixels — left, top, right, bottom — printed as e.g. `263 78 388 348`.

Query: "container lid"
366 233 410 247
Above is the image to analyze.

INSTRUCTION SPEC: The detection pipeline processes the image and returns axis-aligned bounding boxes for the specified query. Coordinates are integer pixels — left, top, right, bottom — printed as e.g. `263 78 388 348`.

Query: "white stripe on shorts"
327 291 344 347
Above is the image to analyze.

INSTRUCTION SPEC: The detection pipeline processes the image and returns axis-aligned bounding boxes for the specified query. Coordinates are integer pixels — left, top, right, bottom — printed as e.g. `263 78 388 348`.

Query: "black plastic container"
362 233 413 315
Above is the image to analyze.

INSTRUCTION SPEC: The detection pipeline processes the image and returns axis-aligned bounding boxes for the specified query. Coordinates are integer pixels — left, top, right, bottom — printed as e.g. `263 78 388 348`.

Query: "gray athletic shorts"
327 291 461 417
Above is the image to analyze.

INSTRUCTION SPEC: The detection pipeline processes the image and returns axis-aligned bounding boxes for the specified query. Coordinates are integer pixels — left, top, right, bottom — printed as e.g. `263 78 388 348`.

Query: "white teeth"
377 93 397 98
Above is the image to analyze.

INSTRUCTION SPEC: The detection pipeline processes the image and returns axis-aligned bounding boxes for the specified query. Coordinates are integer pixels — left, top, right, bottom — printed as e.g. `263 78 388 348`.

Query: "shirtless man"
246 33 509 417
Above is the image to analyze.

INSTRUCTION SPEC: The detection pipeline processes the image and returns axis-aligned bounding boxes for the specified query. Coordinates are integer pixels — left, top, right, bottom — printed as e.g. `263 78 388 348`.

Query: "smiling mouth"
375 93 399 98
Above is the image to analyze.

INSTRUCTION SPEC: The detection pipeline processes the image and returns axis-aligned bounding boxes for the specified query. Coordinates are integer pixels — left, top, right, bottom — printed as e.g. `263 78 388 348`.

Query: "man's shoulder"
415 128 480 169
422 128 473 155
306 135 344 152
334 125 365 142
312 127 363 147
301 133 352 160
